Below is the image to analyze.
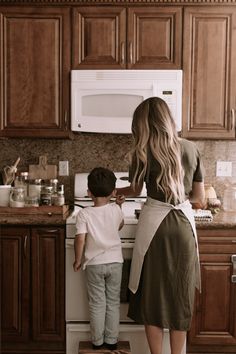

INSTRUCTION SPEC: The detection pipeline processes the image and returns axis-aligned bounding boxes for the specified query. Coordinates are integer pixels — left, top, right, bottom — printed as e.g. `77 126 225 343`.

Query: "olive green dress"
127 139 204 331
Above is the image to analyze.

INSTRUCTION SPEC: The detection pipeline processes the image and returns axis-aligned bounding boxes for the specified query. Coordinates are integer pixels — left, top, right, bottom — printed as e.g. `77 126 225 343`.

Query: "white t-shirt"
76 203 124 269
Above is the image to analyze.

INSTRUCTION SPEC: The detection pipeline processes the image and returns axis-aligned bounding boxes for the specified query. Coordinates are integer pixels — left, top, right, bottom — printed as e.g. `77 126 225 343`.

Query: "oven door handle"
66 239 134 249
121 242 134 249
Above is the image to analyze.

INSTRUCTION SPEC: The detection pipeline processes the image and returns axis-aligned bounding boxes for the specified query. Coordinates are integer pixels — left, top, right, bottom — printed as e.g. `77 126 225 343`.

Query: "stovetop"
66 199 145 226
67 172 147 226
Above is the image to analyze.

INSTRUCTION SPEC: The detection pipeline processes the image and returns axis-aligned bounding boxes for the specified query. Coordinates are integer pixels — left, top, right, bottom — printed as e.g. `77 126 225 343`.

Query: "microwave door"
72 90 151 134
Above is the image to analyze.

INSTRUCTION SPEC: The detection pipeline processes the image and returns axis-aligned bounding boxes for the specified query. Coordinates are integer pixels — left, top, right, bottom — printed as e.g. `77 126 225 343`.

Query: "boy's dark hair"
88 167 117 197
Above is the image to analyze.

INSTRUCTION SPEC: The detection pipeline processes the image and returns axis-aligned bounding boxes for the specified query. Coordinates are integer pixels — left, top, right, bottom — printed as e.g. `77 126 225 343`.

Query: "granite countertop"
196 210 236 229
0 209 235 228
0 206 71 226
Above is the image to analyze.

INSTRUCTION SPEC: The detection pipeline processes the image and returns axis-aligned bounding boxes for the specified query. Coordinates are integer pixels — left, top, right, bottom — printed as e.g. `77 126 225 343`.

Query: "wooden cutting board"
29 155 57 180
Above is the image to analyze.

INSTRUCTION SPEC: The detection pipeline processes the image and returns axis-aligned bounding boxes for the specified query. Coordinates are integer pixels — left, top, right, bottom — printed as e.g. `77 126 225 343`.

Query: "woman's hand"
116 194 125 206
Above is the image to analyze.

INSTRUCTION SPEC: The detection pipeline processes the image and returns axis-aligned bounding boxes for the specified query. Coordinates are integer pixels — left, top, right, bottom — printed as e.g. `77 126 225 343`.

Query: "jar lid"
50 179 58 184
13 187 25 192
20 172 29 177
29 178 42 184
41 186 53 193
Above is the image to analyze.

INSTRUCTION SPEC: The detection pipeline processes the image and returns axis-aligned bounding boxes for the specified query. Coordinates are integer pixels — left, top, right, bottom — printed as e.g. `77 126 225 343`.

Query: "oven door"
65 238 133 322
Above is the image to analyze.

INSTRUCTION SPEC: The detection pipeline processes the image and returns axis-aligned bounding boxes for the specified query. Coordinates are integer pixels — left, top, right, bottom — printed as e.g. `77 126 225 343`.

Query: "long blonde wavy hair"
131 97 185 205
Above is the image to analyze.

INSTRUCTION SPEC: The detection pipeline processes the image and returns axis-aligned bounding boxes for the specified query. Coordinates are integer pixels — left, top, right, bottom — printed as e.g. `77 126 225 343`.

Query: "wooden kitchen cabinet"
0 226 30 344
182 7 236 139
72 6 182 69
187 229 236 353
0 225 65 354
0 7 71 138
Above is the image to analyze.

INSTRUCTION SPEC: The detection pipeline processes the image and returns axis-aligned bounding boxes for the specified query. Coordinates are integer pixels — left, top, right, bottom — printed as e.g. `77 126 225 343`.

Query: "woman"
116 97 205 354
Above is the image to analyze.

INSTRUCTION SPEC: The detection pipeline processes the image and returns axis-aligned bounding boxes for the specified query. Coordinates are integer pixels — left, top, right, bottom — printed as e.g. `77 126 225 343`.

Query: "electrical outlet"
216 161 232 177
59 161 69 176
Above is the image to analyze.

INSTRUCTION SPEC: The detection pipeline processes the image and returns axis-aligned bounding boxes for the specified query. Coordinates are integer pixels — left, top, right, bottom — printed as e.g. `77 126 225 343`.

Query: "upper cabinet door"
72 6 182 70
72 6 126 69
0 7 71 138
127 6 182 69
183 7 236 139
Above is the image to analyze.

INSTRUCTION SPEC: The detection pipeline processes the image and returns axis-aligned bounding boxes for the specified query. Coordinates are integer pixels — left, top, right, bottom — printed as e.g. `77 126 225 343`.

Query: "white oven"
66 236 134 322
65 172 186 354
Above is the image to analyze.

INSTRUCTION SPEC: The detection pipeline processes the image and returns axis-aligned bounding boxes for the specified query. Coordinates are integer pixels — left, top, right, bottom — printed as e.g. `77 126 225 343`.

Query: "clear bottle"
14 172 29 197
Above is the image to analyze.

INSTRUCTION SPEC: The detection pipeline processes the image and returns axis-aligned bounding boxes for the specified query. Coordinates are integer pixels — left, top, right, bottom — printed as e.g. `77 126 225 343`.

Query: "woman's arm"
116 182 143 197
189 181 206 209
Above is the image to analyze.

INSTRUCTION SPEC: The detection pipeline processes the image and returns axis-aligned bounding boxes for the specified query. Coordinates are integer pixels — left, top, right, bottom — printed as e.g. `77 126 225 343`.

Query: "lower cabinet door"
0 226 30 343
31 226 65 349
188 231 236 353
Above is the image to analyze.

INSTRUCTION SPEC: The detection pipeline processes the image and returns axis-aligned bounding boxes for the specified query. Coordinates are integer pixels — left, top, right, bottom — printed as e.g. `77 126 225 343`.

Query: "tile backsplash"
1 134 236 204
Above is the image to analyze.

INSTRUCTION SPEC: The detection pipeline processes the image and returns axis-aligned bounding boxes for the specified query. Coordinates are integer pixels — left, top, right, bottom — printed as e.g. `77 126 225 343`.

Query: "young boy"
73 167 125 350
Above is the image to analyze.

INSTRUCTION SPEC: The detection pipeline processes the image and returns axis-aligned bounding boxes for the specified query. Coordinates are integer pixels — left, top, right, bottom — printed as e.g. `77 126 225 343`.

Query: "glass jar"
28 179 42 199
25 196 39 207
9 187 25 207
50 179 58 193
52 184 65 206
40 185 53 206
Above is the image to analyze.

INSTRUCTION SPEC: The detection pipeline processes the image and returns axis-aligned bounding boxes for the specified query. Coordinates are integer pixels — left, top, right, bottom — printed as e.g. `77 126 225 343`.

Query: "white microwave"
71 70 182 134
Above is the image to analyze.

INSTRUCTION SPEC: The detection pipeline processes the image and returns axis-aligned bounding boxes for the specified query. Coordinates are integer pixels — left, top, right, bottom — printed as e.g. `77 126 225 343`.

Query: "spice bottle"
40 185 53 206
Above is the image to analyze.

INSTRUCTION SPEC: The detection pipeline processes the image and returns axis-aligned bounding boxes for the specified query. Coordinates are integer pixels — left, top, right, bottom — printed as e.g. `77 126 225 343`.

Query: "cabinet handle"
121 42 125 65
24 235 27 258
231 109 235 130
232 255 236 283
64 110 68 129
129 42 133 65
232 254 236 267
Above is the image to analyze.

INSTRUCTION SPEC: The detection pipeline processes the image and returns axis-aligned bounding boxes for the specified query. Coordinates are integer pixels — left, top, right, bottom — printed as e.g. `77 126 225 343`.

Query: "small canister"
28 179 42 199
40 185 53 206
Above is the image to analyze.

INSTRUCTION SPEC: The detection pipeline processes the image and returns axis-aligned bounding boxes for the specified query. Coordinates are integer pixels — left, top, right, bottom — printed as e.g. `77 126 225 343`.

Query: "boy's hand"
73 260 81 272
116 194 125 206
